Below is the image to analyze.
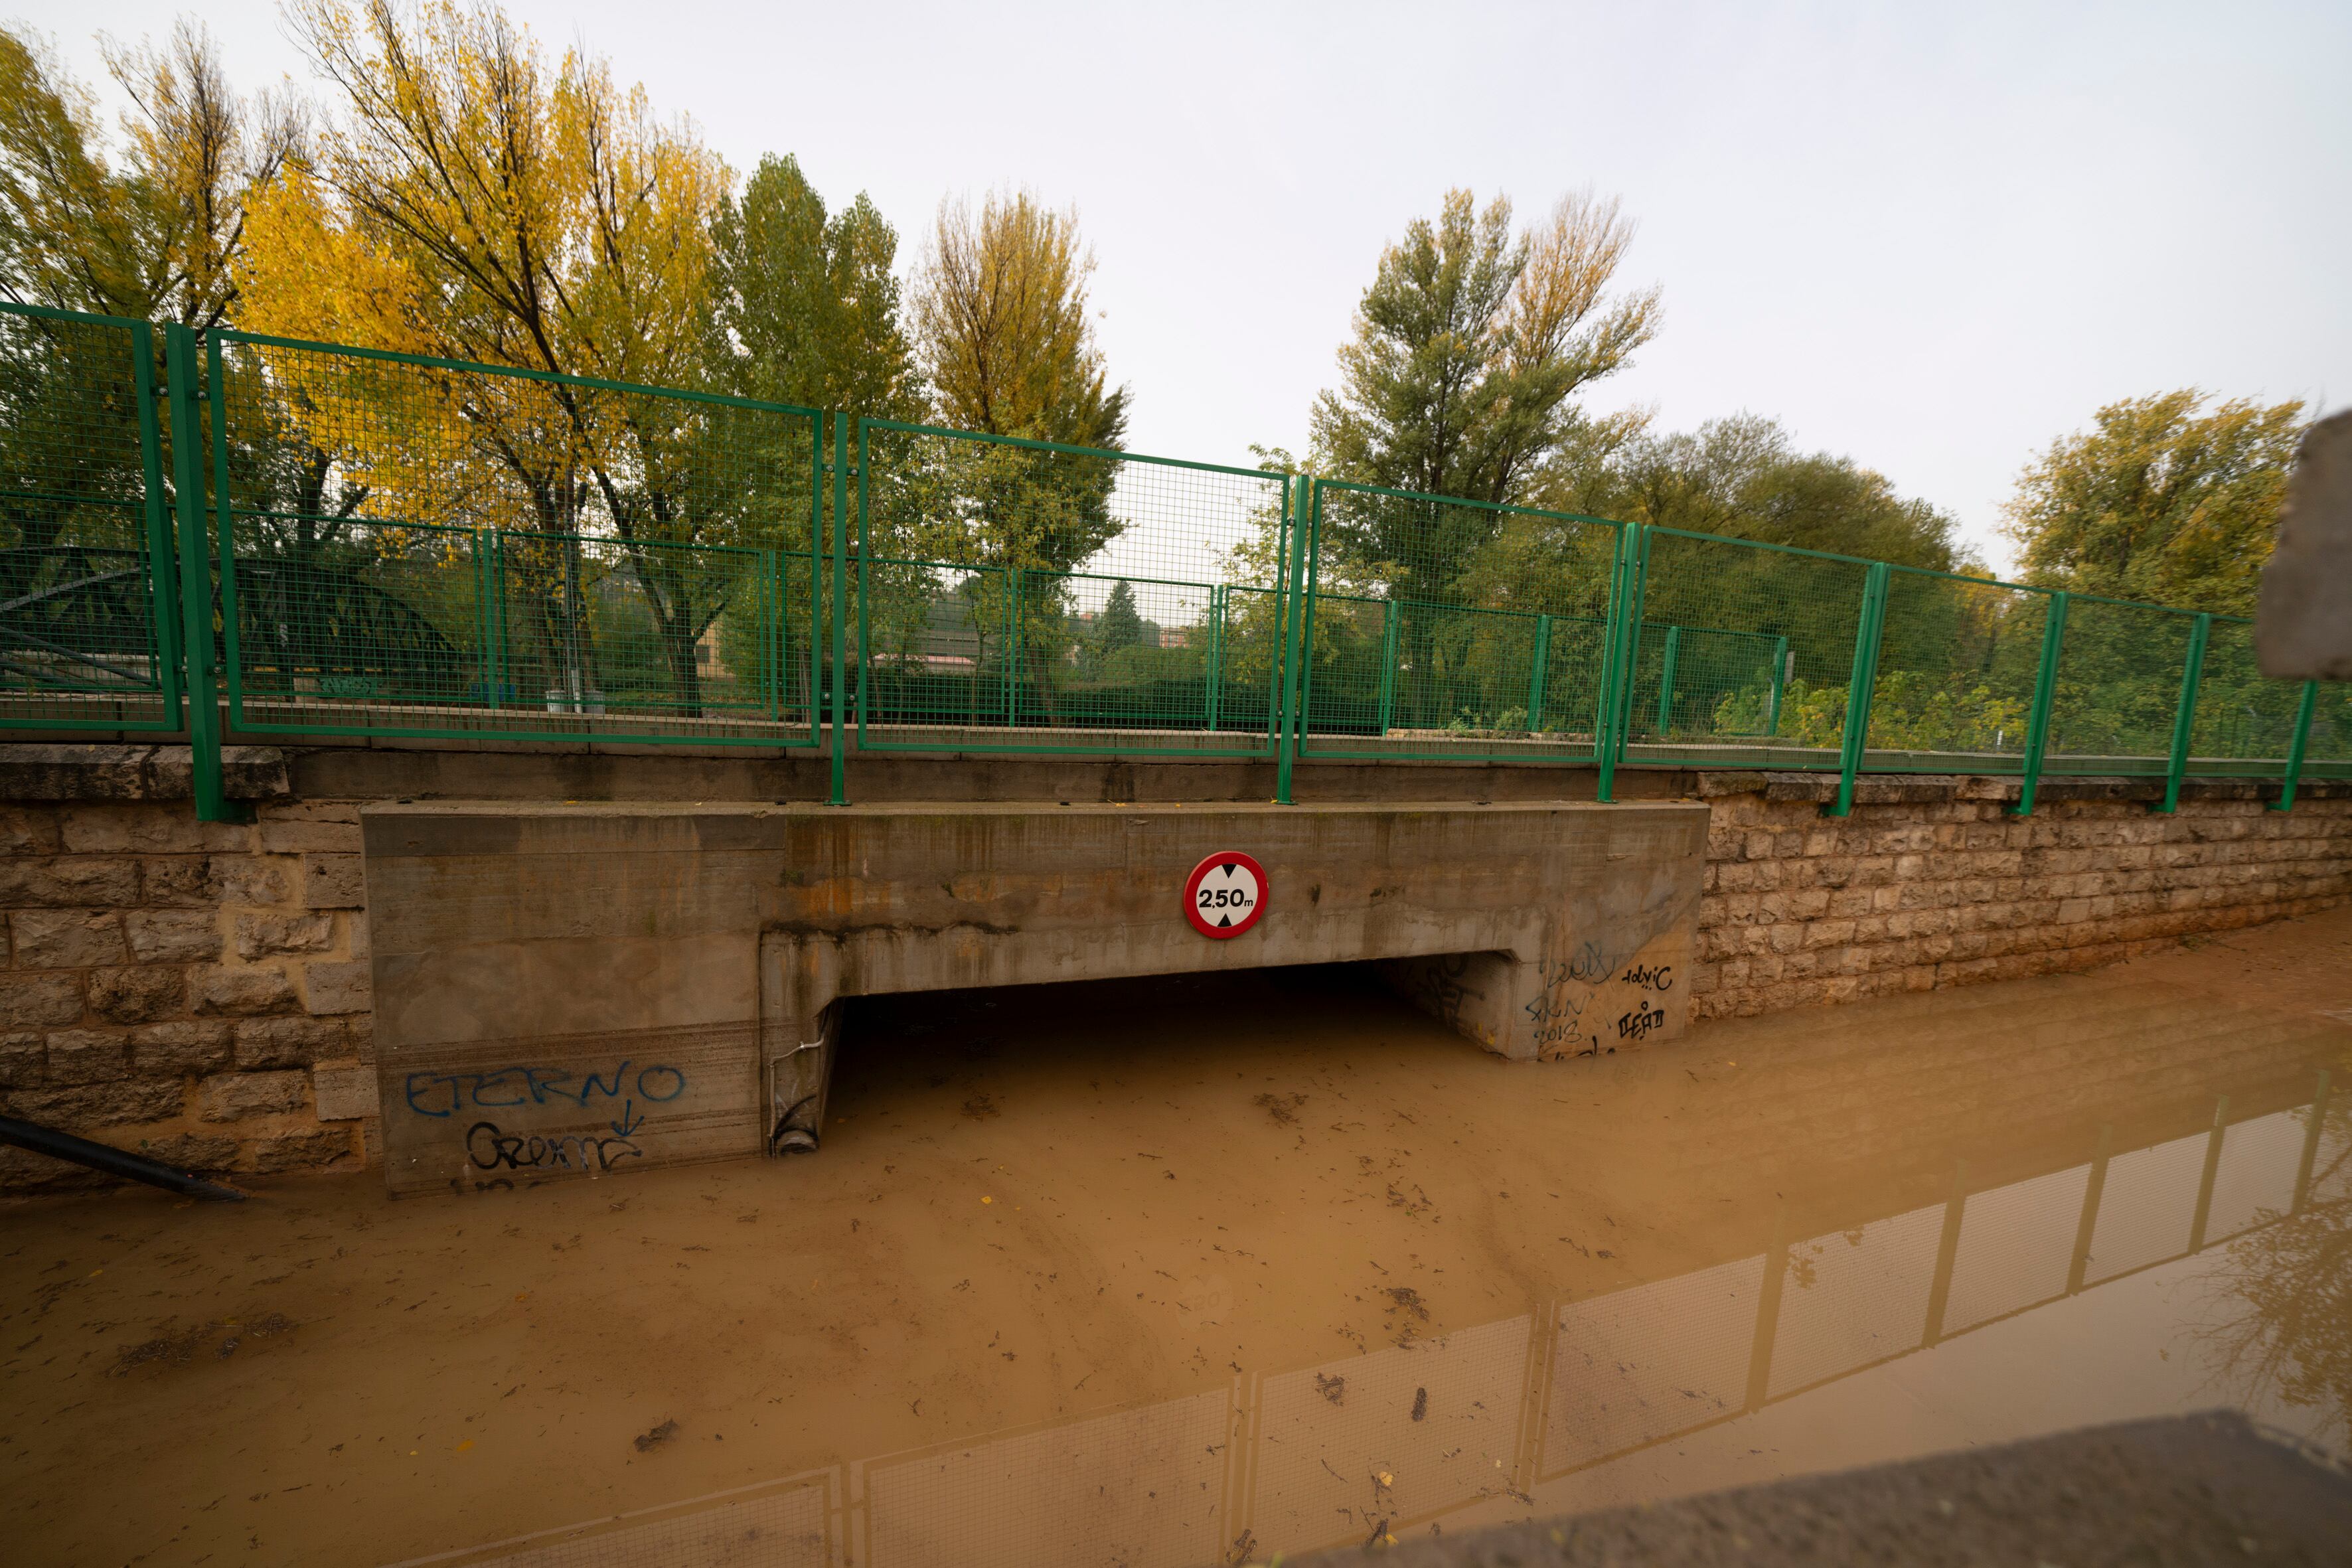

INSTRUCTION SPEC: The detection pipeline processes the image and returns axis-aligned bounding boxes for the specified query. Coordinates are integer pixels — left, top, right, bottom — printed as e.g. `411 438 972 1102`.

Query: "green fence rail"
0 303 2344 819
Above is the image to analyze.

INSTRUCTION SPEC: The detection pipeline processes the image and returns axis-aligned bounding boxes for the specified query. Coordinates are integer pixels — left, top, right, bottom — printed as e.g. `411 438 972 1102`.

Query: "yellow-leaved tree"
236 0 775 714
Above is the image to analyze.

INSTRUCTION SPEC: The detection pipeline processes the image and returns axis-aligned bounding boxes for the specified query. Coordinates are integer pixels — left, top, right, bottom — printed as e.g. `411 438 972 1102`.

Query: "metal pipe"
0 1115 247 1202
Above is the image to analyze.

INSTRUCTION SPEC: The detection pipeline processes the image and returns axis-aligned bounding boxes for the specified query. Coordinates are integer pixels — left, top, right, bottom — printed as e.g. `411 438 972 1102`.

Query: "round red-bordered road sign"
1184 850 1267 939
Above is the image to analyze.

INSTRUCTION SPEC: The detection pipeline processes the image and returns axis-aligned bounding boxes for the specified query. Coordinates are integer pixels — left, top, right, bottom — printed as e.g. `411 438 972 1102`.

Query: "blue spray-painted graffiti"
404 1061 688 1126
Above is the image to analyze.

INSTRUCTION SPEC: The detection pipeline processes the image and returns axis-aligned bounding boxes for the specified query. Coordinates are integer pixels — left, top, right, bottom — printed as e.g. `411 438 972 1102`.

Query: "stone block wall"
0 797 374 1193
1686 783 2352 1020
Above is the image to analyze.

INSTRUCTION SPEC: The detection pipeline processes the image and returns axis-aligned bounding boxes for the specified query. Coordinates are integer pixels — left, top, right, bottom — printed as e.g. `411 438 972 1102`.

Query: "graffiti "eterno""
404 1062 688 1119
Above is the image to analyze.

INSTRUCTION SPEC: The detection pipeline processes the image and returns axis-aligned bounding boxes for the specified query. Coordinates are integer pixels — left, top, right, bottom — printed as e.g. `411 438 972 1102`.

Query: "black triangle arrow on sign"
1217 912 1233 927
1221 861 1238 877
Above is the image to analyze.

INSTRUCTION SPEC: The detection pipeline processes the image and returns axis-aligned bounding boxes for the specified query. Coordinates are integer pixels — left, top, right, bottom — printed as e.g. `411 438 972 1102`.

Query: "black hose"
0 1115 248 1201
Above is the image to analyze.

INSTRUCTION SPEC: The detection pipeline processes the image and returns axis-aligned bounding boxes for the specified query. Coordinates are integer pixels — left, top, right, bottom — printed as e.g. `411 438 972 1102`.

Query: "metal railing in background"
852 420 1293 762
0 303 179 734
0 300 2343 820
200 331 825 768
1290 480 1629 772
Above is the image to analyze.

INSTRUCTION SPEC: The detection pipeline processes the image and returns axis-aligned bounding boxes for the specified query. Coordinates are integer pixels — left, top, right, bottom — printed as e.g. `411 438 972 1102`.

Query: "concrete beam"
362 801 1707 1195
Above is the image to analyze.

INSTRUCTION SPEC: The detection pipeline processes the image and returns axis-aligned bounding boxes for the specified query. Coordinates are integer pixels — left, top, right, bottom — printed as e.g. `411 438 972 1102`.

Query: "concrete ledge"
0 744 290 801
3 740 2344 811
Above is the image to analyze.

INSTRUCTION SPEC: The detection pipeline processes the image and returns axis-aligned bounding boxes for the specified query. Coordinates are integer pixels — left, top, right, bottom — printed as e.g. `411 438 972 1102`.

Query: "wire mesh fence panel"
0 304 175 730
2301 680 2352 777
1624 530 1870 767
1296 481 1621 760
2041 596 2197 775
210 332 821 745
2186 617 2300 775
1864 570 2050 772
854 421 1288 755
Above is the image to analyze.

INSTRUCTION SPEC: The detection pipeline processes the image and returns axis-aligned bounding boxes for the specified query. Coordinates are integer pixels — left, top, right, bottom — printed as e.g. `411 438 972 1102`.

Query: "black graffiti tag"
465 1120 643 1174
1615 1001 1667 1042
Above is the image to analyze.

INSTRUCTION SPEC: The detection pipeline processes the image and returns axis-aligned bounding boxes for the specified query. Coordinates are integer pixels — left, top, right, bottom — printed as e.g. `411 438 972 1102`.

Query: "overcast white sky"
19 1 2349 572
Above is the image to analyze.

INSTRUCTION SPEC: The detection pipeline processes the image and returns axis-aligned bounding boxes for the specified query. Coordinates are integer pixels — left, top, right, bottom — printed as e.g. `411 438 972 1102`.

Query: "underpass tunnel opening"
812 960 1518 1148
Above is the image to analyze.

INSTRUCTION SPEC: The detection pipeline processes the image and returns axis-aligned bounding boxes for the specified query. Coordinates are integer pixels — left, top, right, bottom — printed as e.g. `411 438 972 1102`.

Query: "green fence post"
1526 613 1553 734
1204 584 1225 733
1375 597 1400 738
163 325 232 823
129 321 184 724
2270 680 2318 813
1595 522 1643 804
2156 611 2211 815
1824 560 1889 819
2011 590 2067 818
1654 623 1682 737
1002 568 1023 727
1767 635 1788 737
1274 475 1310 804
828 414 848 806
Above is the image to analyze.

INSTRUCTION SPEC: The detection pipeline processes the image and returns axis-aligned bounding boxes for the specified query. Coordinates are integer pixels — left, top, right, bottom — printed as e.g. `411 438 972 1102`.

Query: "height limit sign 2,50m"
1184 851 1267 939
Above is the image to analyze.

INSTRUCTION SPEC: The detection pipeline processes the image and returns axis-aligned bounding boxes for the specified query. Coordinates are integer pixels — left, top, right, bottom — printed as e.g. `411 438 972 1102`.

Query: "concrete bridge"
364 796 1707 1195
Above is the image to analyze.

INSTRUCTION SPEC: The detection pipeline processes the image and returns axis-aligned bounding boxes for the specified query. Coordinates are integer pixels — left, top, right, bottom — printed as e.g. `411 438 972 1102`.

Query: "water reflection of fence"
403 1076 2339 1568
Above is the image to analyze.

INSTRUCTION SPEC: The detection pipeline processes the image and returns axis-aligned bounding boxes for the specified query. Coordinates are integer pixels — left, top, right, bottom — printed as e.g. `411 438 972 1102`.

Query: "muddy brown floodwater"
4 909 2350 1568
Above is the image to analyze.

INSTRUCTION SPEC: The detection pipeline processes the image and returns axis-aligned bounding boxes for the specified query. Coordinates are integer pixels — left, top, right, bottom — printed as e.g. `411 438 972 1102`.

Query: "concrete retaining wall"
363 801 1707 1194
3 744 2347 1194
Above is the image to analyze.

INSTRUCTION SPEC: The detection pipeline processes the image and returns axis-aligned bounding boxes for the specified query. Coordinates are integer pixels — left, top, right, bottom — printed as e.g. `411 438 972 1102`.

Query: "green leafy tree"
2001 390 2306 617
0 20 300 327
893 190 1131 720
704 154 921 422
1299 189 1655 732
1312 189 1656 509
1534 413 1964 570
1091 578 1142 655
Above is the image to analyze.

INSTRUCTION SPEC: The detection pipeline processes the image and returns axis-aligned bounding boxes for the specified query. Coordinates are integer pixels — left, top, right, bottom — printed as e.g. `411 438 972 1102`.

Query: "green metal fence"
852 420 1292 758
0 303 177 731
204 331 824 748
1292 480 1628 765
0 301 2344 820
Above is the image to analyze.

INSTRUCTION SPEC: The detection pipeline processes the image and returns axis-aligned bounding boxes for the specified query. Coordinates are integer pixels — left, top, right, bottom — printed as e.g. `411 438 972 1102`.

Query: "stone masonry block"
233 912 335 961
191 965 298 1016
5 1079 183 1126
0 856 139 907
43 1029 127 1085
298 854 366 909
0 805 62 855
9 909 126 969
130 1020 232 1075
213 857 293 905
301 959 371 1015
129 1132 240 1172
0 971 82 1025
256 805 363 854
123 910 223 964
311 1062 379 1122
59 805 252 855
1 1032 45 1087
87 965 187 1024
197 1068 309 1122
137 858 216 906
234 1015 347 1069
